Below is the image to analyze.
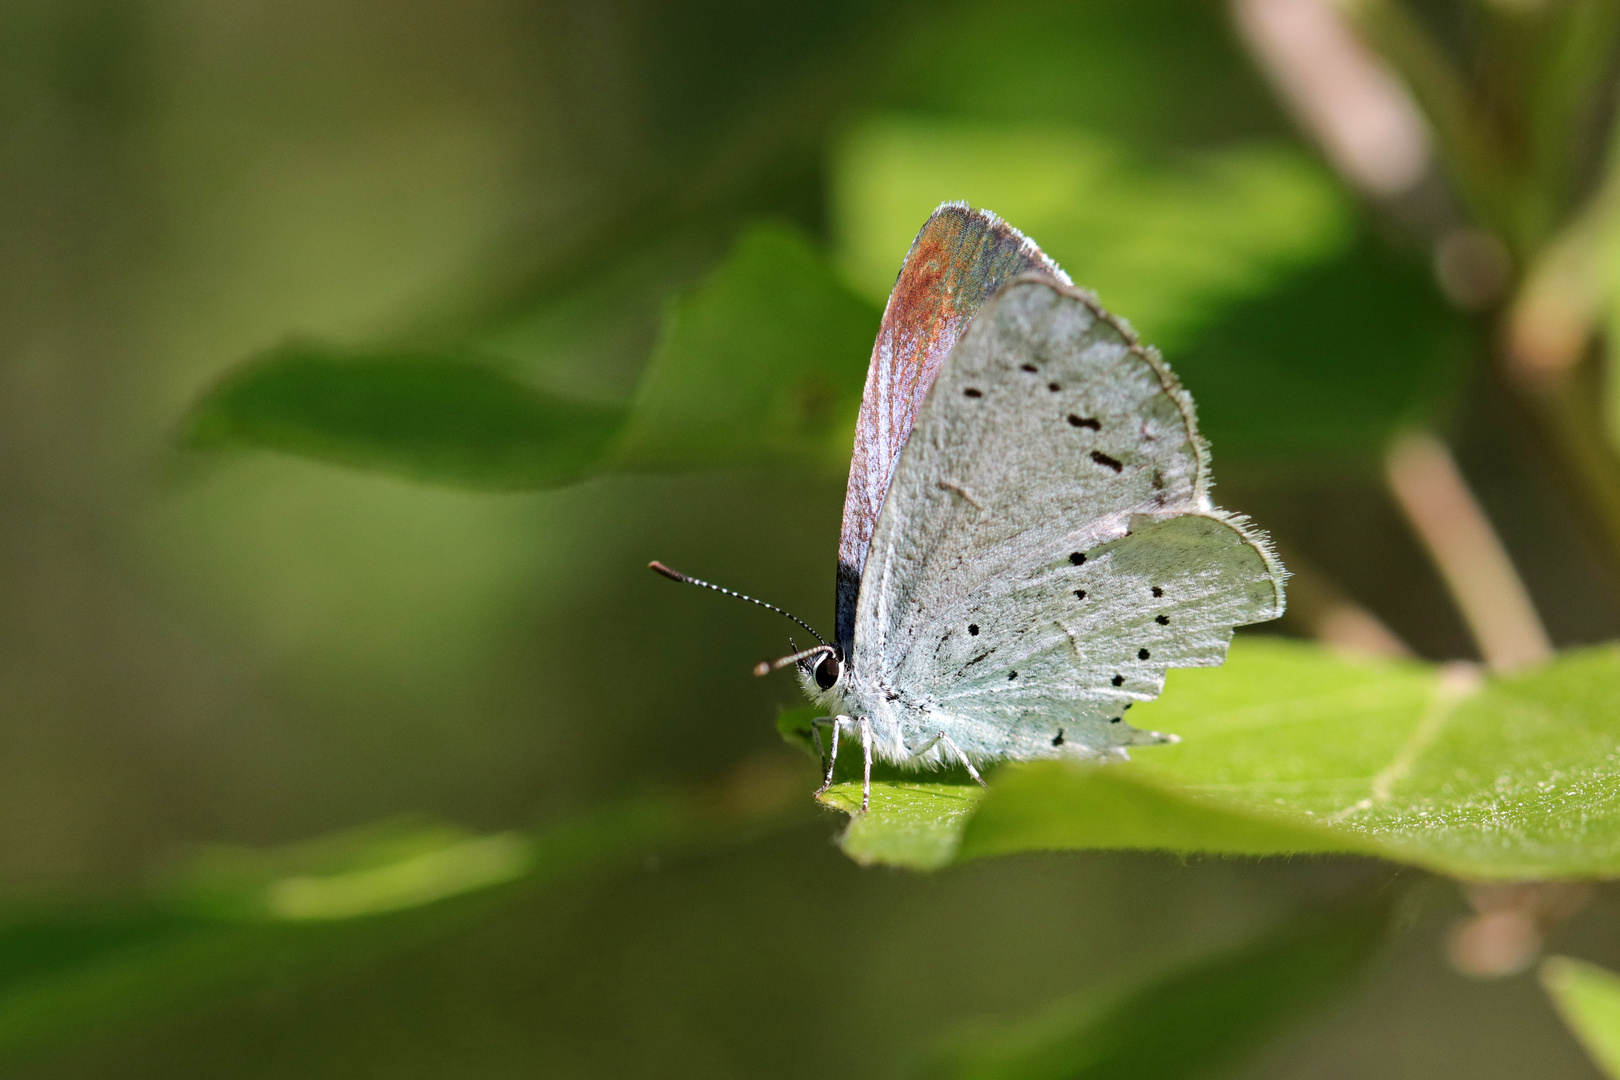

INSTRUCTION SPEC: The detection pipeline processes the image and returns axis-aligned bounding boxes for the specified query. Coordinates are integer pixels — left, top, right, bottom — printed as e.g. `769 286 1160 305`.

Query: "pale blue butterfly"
654 203 1286 811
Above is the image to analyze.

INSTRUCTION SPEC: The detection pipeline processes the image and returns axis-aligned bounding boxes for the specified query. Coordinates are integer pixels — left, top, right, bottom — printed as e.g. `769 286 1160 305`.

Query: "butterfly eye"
814 654 841 690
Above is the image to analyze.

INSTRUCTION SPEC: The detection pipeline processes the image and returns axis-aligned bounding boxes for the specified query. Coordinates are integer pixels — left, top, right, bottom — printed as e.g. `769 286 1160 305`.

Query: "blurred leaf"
613 221 880 471
833 117 1352 352
814 638 1620 879
168 816 535 922
471 220 739 405
921 897 1391 1080
185 222 877 487
0 777 808 1066
186 345 625 489
0 907 196 1001
882 0 1291 155
1543 956 1620 1080
1173 237 1464 467
832 117 1464 468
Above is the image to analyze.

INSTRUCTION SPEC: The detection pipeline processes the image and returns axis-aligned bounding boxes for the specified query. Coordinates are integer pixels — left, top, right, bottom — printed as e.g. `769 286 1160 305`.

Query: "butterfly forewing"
854 277 1284 760
836 204 1068 654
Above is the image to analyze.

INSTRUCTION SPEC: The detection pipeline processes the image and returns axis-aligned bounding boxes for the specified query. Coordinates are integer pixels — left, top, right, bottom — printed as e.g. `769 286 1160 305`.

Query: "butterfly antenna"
648 561 832 653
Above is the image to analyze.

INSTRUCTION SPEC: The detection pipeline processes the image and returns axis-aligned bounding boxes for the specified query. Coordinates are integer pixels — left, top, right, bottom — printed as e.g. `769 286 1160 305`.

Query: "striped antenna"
648 561 832 653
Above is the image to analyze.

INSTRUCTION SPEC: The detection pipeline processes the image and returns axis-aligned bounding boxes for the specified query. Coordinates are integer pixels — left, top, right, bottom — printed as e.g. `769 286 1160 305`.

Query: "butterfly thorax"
795 655 970 769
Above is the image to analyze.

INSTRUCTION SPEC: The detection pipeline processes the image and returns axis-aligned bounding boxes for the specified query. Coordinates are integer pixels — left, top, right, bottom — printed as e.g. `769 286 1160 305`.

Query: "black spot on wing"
1138 648 1151 660
1066 414 1100 430
963 387 983 398
1090 450 1123 472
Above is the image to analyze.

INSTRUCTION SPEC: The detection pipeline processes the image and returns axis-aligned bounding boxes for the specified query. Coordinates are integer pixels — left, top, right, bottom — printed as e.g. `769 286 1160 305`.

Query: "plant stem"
1338 0 1517 243
1386 429 1553 671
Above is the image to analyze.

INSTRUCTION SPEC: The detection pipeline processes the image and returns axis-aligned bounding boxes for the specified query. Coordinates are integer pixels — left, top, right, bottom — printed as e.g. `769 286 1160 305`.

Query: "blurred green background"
7 0 1620 1076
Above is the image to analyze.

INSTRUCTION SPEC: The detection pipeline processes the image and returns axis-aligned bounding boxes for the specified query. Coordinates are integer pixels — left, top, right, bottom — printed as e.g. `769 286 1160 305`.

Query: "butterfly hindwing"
853 276 1284 761
916 513 1284 759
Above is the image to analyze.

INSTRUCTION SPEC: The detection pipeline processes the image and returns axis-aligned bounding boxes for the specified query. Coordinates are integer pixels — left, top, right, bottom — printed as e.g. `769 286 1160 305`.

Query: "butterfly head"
792 645 851 710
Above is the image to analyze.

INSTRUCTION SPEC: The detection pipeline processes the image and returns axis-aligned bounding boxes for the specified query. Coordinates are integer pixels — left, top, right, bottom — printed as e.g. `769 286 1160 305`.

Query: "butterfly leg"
808 716 834 779
814 716 852 796
937 733 986 788
859 716 873 813
904 732 943 757
899 732 985 787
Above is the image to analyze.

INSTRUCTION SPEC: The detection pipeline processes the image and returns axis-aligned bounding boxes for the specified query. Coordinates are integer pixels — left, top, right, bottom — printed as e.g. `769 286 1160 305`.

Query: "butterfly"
654 203 1286 812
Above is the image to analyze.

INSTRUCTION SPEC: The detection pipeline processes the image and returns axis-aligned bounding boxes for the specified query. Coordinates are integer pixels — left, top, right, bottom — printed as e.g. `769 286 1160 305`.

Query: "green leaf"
613 221 880 472
185 345 625 489
812 638 1620 879
922 897 1393 1080
828 781 989 872
1543 956 1620 1080
958 767 1361 866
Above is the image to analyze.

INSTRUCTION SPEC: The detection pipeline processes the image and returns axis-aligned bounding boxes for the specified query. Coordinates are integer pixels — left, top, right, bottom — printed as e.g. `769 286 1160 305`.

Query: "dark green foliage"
923 897 1392 1080
186 346 626 489
1175 237 1467 468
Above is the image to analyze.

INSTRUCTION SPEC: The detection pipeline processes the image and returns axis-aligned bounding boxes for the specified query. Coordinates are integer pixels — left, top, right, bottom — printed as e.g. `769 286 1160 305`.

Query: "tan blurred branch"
1232 0 1430 197
1386 431 1553 671
1334 0 1514 237
1448 880 1594 979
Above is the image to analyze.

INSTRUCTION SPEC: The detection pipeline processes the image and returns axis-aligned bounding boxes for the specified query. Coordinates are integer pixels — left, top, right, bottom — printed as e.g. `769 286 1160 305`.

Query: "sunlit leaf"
1543 956 1620 1080
832 117 1352 352
810 639 1620 879
826 781 988 871
168 816 536 922
612 221 879 471
922 897 1392 1080
185 345 625 489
